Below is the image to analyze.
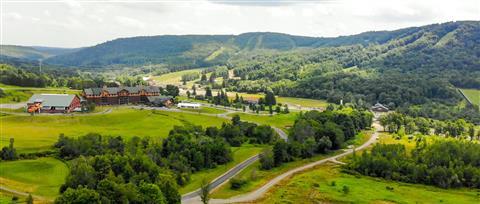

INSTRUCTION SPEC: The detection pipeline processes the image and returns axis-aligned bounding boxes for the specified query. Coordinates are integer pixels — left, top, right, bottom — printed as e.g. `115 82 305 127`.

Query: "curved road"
182 122 381 204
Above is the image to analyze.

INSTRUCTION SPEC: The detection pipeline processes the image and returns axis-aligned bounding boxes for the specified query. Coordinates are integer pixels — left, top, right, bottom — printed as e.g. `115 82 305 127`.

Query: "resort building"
82 86 161 105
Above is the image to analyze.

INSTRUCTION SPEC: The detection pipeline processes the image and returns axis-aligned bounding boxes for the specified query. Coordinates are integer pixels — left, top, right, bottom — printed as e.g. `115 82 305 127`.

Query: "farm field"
179 144 266 194
0 157 68 199
461 88 480 106
258 163 480 204
0 84 80 104
0 107 228 153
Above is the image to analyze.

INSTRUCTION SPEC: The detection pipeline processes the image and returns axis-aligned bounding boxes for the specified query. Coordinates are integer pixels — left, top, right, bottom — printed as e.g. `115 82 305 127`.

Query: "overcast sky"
1 0 478 48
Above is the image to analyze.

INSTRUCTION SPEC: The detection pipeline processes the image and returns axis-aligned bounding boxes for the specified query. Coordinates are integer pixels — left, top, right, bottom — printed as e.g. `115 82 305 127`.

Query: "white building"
177 102 201 109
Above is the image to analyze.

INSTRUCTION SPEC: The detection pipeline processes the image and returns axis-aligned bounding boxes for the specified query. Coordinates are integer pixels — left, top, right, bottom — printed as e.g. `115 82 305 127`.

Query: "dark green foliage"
55 187 101 204
379 112 474 138
1 138 18 161
165 84 180 97
259 149 274 170
229 178 248 190
347 140 480 189
266 108 372 168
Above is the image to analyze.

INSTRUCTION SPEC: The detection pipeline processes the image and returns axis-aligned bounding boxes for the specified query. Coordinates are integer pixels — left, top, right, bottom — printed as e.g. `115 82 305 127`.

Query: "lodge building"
83 86 162 105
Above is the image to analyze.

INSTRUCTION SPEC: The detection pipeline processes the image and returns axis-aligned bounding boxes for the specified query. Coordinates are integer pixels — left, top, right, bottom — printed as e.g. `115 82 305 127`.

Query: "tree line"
260 107 373 169
346 140 480 189
379 112 478 139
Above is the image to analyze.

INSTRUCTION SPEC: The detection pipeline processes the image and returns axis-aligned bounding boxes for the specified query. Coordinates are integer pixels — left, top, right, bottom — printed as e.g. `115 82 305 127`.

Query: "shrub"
230 178 248 190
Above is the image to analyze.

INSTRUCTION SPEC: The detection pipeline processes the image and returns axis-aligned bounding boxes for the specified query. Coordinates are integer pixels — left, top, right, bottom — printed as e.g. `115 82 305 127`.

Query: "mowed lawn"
0 157 68 198
259 163 480 204
179 144 266 194
0 107 228 153
461 88 479 106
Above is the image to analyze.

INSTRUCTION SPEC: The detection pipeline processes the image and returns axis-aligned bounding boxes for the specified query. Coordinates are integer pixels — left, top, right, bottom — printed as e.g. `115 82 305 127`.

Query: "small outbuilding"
146 96 174 107
177 102 201 109
27 94 81 113
371 102 389 112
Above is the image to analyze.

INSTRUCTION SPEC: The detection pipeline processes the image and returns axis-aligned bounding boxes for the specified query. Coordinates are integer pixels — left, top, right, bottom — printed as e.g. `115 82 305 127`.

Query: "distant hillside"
0 45 81 61
44 26 428 68
7 21 469 72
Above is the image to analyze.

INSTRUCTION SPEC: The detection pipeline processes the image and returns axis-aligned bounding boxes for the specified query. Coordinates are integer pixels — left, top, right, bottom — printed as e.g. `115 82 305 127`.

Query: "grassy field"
152 68 205 86
461 88 480 106
227 112 299 132
179 144 266 194
259 163 480 204
0 107 228 153
179 106 227 114
0 84 80 104
0 157 68 198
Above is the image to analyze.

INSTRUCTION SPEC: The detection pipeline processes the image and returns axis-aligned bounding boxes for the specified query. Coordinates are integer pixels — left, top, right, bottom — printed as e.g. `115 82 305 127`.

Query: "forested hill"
43 21 478 68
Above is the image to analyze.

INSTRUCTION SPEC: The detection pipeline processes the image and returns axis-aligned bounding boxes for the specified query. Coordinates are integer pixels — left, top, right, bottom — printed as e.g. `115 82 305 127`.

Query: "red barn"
27 94 81 113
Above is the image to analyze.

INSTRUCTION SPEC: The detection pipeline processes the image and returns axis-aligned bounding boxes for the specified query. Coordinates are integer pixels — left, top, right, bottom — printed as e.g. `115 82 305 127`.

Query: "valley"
0 19 479 204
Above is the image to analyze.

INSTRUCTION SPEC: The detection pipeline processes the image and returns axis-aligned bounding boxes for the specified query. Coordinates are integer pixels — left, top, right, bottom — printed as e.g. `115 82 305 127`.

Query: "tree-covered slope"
44 22 458 68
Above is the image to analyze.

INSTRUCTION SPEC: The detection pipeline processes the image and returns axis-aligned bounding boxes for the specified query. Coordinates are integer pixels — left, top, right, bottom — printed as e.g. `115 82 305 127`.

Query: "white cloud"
1 0 478 47
4 12 23 20
115 16 146 29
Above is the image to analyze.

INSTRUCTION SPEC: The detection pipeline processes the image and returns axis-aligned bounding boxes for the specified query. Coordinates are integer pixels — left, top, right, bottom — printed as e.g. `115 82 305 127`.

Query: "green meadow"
259 163 480 204
0 157 68 199
151 68 205 86
0 107 228 153
461 88 480 106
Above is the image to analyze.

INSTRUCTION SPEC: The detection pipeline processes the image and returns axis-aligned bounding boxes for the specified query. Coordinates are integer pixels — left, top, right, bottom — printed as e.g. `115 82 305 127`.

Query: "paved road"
182 121 381 204
0 103 24 109
181 154 260 201
0 186 51 202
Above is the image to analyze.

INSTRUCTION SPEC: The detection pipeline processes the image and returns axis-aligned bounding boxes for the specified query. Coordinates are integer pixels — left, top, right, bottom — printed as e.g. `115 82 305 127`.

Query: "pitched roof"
372 102 389 110
27 94 76 107
83 86 160 96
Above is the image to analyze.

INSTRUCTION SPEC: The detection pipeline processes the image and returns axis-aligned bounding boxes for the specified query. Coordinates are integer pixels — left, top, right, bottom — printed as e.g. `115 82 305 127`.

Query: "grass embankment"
210 152 336 199
0 84 79 104
460 88 479 106
179 106 227 115
0 107 228 153
259 163 480 204
0 157 68 199
179 144 266 194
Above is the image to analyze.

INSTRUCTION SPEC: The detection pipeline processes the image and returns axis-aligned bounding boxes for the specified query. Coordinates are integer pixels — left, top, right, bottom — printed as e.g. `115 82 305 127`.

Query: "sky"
1 0 479 48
